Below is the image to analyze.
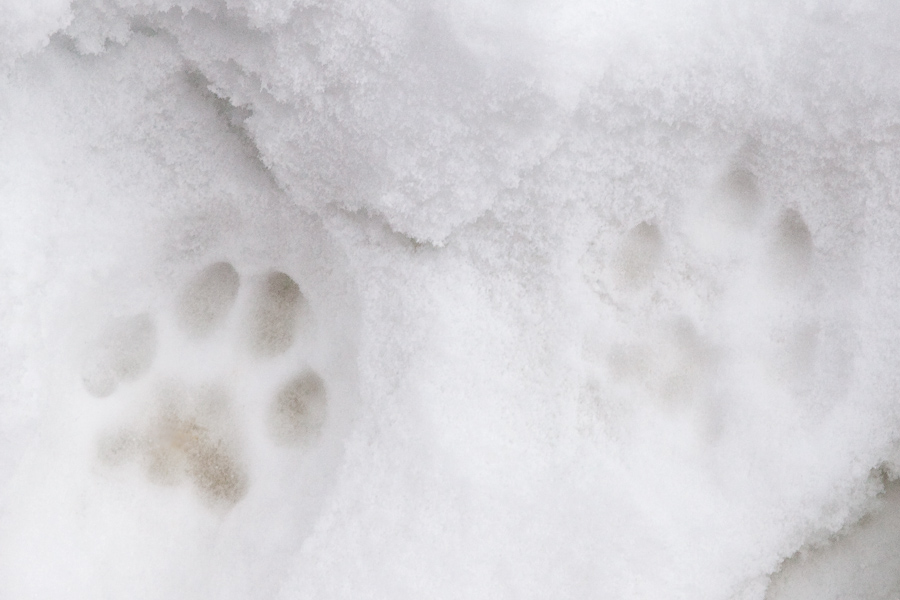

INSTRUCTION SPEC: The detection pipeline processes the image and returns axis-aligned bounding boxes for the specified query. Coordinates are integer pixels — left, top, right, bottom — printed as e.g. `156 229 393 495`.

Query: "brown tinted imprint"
248 271 305 357
176 261 240 338
99 383 248 507
267 371 328 446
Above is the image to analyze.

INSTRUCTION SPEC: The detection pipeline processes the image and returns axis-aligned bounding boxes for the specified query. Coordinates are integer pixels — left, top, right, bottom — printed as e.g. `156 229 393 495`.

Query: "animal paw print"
579 153 823 433
81 261 329 508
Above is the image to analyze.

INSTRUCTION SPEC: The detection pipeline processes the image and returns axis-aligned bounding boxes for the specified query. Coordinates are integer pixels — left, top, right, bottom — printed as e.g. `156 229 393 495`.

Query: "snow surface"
1 0 900 598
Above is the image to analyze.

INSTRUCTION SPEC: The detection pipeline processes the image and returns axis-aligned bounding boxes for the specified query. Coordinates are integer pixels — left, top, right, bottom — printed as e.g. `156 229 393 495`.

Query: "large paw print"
81 261 328 508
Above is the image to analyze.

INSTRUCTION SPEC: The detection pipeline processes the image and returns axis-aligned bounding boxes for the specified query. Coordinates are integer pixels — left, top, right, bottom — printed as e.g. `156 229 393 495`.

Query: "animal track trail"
81 261 330 509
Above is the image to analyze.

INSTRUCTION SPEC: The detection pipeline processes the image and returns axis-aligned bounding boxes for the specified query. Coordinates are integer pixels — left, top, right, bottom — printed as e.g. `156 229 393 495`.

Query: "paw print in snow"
579 154 825 432
81 261 328 508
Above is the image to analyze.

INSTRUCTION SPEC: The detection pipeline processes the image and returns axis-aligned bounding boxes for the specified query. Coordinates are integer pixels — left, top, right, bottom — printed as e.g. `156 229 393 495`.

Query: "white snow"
1 1 900 598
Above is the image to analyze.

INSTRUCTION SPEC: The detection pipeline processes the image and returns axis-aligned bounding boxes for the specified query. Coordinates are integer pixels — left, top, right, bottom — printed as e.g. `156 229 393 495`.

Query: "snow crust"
2 0 900 598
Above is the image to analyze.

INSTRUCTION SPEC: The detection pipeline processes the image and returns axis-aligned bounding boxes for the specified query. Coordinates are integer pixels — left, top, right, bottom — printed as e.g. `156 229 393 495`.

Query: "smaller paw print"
578 153 825 434
81 261 329 508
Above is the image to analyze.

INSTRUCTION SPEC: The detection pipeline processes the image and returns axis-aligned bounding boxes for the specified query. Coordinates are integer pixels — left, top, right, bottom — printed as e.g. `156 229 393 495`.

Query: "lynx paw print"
81 261 329 508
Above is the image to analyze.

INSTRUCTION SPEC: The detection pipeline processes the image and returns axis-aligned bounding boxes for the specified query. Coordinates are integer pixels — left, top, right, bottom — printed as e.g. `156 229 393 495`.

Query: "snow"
1 1 900 598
